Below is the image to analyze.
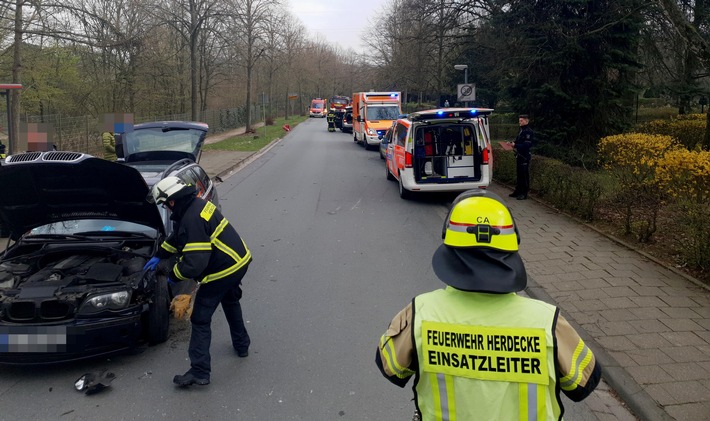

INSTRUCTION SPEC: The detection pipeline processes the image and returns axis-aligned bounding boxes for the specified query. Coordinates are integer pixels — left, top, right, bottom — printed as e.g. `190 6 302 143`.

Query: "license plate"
0 326 67 353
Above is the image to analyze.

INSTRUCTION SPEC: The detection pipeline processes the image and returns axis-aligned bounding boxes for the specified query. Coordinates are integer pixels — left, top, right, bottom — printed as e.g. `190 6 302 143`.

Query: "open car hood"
0 152 165 239
120 121 208 164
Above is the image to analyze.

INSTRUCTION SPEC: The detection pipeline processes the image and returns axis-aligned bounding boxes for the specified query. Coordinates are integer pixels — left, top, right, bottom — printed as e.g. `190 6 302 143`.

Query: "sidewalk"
489 184 709 421
201 130 709 420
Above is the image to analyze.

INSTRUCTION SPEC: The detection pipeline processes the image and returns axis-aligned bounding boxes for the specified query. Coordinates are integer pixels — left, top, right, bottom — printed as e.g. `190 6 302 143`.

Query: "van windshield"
311 103 324 109
367 106 400 120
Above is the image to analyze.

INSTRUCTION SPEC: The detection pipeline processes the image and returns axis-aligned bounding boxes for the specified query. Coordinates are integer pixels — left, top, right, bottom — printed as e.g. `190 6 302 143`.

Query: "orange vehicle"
352 92 401 150
309 98 327 118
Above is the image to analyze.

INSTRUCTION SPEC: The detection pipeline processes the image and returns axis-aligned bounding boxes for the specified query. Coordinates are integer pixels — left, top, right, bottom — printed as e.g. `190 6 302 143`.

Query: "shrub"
532 156 604 220
598 133 678 242
637 116 705 150
492 150 605 221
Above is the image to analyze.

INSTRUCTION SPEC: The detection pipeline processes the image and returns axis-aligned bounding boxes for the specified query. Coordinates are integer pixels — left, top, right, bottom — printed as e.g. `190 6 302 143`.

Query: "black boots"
173 371 210 387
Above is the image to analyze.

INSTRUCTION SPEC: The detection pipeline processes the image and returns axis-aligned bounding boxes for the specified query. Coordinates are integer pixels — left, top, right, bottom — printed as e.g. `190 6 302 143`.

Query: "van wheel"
386 163 395 181
398 173 412 199
354 133 358 143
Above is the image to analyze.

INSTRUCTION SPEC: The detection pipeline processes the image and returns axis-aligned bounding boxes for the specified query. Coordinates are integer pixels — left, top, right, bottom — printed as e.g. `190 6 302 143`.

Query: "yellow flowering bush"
598 133 678 188
657 149 710 203
656 148 710 268
637 118 705 150
598 133 679 241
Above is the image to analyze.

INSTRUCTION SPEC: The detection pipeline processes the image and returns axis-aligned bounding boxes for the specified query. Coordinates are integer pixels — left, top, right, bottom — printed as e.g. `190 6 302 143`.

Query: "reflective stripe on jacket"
413 288 561 421
158 198 251 284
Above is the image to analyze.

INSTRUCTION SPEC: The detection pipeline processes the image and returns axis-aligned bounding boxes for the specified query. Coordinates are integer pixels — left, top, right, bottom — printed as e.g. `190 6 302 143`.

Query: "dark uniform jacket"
156 194 252 284
514 125 534 161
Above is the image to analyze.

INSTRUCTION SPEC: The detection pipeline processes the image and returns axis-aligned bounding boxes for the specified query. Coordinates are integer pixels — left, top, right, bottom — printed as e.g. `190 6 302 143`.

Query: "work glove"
143 257 160 271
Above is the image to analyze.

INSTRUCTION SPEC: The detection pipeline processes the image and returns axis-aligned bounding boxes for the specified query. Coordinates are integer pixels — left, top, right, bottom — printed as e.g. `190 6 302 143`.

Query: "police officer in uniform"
376 190 601 420
145 176 253 387
510 114 533 200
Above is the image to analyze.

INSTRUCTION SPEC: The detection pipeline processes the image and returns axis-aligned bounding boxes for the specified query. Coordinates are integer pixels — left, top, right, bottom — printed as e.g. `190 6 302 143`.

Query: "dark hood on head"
0 153 165 239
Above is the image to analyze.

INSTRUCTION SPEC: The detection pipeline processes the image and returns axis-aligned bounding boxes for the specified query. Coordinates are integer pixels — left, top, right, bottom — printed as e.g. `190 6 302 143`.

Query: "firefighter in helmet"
375 189 601 420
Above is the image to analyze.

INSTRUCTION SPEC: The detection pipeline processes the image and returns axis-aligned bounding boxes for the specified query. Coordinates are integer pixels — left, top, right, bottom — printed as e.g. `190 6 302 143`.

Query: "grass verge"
204 115 310 151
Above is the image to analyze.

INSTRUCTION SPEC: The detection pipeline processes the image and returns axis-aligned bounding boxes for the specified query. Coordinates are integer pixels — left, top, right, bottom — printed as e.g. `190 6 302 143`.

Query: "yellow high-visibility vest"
413 287 561 421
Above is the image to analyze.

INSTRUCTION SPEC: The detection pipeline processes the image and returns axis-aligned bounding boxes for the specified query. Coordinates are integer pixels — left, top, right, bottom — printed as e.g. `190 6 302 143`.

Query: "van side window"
395 123 407 146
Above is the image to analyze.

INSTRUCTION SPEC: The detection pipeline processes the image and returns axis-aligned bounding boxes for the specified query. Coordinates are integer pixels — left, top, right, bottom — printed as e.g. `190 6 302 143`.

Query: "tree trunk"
11 0 22 154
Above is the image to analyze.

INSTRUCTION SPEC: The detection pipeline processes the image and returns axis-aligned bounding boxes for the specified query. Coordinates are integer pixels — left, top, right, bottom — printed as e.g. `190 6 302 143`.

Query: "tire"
146 275 170 345
386 163 395 181
398 173 413 200
354 133 358 143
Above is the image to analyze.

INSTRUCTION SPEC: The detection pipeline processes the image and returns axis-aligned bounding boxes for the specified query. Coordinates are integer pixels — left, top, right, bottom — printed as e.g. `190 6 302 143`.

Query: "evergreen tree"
493 0 645 163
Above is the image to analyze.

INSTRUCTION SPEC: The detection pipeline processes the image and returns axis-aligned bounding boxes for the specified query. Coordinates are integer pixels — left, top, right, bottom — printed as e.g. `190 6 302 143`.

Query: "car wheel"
146 276 170 345
386 163 395 181
379 148 385 160
398 172 412 200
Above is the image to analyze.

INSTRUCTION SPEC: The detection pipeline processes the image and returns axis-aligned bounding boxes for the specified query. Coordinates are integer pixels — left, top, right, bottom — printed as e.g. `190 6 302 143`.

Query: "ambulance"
309 98 327 118
352 92 401 150
383 108 494 199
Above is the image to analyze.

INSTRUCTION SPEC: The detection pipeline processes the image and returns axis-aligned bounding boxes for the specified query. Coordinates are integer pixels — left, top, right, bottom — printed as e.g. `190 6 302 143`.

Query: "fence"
1 106 249 156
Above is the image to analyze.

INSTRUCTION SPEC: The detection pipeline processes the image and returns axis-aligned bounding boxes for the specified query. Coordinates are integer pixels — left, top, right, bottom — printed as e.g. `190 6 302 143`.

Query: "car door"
392 122 409 178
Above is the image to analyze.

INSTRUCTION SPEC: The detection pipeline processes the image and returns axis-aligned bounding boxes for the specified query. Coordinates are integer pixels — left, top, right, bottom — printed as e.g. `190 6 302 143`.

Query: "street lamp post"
454 64 469 107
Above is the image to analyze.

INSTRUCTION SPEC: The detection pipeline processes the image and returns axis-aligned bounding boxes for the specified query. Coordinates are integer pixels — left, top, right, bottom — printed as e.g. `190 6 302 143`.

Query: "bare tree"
147 0 225 121
225 0 280 132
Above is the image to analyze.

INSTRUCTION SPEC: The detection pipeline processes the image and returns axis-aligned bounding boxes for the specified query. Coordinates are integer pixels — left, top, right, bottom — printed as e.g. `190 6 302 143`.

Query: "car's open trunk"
412 123 483 183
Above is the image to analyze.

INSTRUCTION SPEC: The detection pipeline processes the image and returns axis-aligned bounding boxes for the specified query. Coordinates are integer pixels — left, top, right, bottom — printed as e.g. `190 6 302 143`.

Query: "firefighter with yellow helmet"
375 189 601 420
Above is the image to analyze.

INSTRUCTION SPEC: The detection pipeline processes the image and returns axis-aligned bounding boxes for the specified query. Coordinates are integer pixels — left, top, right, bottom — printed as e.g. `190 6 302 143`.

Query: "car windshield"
312 103 324 109
29 219 158 237
123 127 204 157
367 106 400 120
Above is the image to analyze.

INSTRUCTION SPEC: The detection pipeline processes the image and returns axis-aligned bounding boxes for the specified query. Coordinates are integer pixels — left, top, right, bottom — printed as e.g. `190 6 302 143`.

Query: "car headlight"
79 291 131 314
367 127 377 135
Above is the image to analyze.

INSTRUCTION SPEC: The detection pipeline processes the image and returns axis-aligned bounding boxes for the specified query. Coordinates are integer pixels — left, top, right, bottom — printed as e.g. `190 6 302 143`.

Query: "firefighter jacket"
376 287 601 421
514 125 533 161
156 195 252 284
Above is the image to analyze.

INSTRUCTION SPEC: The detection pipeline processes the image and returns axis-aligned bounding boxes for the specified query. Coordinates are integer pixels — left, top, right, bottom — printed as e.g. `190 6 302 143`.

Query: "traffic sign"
457 84 476 102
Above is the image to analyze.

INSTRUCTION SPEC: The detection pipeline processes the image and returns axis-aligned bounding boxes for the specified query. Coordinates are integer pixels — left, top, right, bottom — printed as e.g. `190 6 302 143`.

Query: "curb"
214 135 286 182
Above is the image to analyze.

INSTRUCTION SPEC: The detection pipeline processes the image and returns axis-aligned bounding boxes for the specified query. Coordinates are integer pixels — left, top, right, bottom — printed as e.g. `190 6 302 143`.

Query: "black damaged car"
0 151 171 364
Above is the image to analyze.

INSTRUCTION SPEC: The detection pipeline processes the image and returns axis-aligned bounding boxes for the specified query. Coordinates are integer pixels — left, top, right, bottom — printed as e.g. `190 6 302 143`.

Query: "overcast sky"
286 0 388 53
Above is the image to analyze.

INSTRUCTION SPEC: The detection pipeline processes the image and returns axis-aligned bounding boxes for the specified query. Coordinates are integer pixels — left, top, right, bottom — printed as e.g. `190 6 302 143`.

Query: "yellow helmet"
442 190 519 252
432 190 526 293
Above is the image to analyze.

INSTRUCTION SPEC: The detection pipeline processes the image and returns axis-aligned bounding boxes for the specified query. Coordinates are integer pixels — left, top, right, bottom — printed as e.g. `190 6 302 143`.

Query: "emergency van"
352 92 401 149
309 98 327 118
384 108 494 199
329 95 350 129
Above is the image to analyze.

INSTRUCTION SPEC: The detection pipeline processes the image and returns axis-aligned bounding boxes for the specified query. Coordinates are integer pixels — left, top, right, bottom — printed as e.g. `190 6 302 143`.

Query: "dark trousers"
515 156 530 196
188 265 250 378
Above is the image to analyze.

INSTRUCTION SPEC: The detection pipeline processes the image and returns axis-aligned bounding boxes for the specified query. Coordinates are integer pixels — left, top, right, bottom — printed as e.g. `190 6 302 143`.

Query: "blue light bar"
470 109 478 115
390 93 398 98
437 111 445 116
